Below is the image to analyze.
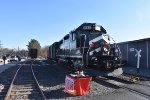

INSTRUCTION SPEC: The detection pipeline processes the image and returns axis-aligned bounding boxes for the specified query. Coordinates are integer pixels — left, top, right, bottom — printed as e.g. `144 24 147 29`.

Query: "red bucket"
64 74 92 96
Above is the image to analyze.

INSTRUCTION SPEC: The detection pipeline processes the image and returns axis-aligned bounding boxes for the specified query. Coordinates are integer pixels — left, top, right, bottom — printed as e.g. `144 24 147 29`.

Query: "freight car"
48 23 122 71
47 42 59 60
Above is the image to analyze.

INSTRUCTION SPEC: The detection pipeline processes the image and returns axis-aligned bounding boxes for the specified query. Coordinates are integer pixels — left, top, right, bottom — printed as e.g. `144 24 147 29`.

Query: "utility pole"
18 46 20 55
18 46 19 51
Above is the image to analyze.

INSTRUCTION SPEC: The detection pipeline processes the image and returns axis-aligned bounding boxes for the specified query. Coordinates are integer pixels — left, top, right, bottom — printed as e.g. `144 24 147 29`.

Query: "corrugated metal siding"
137 41 147 68
118 43 127 61
118 38 150 69
128 42 138 67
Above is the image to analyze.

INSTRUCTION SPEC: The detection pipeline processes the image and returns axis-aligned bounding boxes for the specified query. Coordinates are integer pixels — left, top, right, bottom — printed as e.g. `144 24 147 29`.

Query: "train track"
93 75 150 99
4 62 46 100
122 73 150 82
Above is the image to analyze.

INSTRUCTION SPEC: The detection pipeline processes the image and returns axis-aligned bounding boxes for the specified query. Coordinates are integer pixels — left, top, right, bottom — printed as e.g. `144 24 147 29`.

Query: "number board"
83 26 92 30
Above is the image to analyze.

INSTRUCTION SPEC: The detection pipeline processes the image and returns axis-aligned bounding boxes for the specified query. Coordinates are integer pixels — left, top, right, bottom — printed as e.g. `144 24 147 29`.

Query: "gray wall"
138 41 147 68
128 42 138 67
118 39 150 69
148 41 150 68
118 43 127 61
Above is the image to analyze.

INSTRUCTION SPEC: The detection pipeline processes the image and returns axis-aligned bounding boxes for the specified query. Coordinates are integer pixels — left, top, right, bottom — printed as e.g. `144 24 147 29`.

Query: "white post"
135 49 142 73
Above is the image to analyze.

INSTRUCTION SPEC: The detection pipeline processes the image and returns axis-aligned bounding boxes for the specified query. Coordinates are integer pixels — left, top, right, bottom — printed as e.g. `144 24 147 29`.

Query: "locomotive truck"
48 23 122 71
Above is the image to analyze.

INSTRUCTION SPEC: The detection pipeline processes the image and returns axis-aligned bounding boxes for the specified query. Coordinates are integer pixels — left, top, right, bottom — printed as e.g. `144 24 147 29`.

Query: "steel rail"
110 76 150 99
4 65 22 100
123 73 150 81
4 62 46 100
118 73 150 88
31 64 46 100
95 76 150 99
120 85 150 99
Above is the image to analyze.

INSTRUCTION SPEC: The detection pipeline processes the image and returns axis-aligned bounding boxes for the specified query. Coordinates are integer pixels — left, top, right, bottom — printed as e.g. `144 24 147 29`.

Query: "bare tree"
40 45 49 58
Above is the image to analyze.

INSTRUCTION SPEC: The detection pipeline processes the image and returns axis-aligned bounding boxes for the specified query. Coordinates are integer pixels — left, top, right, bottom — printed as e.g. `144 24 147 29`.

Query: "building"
118 38 150 69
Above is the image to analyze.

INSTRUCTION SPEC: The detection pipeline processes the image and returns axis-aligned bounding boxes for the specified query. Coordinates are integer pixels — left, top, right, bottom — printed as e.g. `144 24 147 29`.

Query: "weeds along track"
4 62 46 100
122 73 150 82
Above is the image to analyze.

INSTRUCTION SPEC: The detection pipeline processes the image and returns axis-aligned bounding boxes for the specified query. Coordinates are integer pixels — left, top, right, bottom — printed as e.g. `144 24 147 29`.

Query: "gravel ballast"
1 60 149 100
33 60 116 99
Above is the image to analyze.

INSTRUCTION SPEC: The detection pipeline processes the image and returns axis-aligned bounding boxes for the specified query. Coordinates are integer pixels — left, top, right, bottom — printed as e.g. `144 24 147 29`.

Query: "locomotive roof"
70 23 107 33
57 23 107 44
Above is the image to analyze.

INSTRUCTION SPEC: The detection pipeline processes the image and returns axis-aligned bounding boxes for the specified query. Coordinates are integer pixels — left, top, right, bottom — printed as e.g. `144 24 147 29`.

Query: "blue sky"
0 0 150 49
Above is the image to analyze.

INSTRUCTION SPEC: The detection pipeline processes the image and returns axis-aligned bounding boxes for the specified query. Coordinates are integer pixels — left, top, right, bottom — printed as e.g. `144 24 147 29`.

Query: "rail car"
48 23 122 71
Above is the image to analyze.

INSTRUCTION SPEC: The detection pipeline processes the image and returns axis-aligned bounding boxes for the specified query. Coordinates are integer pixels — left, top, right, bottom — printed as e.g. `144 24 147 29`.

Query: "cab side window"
72 33 76 41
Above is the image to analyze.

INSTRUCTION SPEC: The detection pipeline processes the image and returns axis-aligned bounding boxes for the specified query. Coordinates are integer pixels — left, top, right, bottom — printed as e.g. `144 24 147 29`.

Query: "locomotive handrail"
81 34 87 67
86 47 91 66
110 36 122 59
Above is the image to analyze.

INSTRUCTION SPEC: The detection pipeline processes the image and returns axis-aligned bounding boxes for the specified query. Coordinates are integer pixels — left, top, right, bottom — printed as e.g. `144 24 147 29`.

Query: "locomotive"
48 23 122 71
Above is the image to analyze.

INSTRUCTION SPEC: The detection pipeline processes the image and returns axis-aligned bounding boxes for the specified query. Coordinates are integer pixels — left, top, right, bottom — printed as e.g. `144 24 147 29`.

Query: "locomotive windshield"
88 31 108 41
88 33 100 41
90 32 100 34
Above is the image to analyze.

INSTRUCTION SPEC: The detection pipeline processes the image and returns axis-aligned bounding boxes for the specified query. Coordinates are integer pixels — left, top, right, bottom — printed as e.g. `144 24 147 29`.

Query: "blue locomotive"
48 23 122 71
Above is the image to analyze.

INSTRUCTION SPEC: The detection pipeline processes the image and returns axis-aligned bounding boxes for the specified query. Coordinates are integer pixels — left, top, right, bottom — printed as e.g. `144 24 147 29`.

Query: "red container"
64 74 92 96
